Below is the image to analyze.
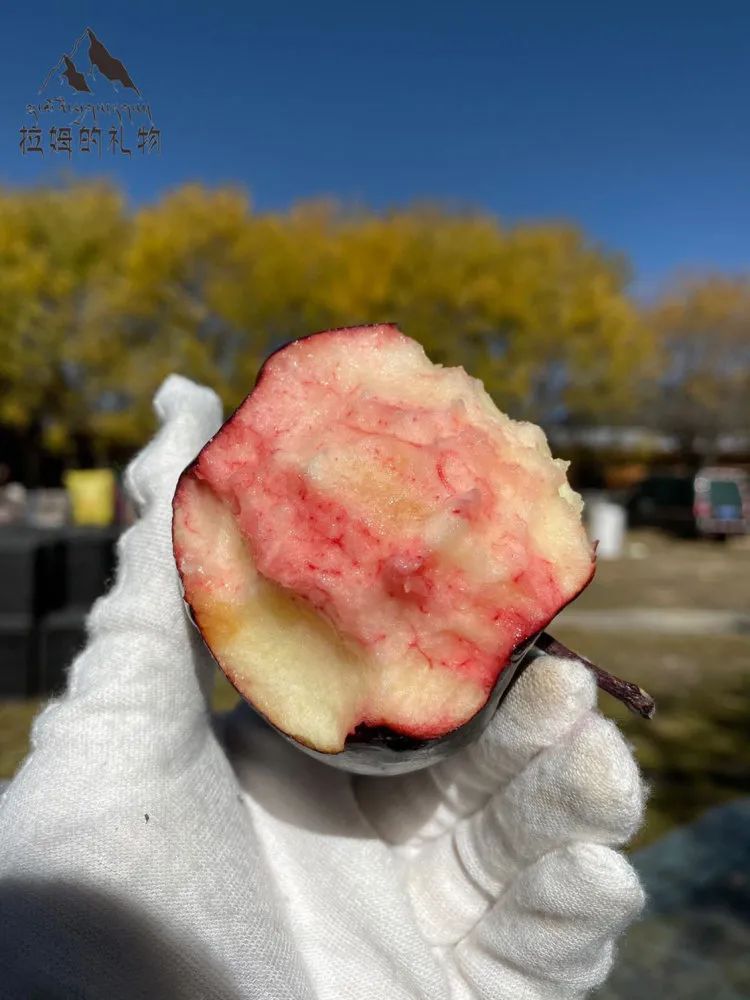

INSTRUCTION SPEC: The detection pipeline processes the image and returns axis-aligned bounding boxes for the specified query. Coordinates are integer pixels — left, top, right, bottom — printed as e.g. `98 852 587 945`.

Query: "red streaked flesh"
173 325 594 752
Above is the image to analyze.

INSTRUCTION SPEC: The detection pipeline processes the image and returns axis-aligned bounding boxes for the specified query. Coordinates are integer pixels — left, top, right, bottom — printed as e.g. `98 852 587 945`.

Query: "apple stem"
537 632 656 719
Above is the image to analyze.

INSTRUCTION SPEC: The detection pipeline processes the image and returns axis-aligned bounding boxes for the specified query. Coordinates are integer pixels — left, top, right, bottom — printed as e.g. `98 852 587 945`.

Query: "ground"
2 529 749 851
552 530 750 848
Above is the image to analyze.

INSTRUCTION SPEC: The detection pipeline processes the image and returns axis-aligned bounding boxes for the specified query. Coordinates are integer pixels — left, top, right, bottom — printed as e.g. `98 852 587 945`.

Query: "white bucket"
588 500 626 559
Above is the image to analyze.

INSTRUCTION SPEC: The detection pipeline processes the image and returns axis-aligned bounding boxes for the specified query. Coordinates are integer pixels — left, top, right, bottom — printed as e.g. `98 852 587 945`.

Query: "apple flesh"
173 324 596 770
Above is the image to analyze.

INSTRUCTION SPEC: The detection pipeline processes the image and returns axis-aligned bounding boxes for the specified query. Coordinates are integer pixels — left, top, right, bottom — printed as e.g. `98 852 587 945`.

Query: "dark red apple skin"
174 323 597 776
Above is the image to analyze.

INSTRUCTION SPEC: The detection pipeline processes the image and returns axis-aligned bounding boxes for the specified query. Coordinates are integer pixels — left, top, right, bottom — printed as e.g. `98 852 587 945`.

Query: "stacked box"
0 613 37 697
0 526 118 697
36 527 118 695
60 527 117 607
38 608 88 696
0 529 51 696
0 529 42 617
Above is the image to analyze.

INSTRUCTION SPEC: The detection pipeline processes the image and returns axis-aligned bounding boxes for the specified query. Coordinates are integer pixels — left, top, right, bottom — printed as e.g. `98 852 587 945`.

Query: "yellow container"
64 469 116 526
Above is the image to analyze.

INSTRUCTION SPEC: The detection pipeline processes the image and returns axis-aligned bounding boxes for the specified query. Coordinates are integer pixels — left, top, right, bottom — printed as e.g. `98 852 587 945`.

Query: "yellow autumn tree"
95 183 255 444
0 181 127 456
0 180 657 461
244 204 651 425
644 276 750 455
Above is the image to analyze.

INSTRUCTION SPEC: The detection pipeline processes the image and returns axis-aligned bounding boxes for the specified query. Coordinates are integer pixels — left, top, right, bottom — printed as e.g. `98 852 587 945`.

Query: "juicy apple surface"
173 324 595 757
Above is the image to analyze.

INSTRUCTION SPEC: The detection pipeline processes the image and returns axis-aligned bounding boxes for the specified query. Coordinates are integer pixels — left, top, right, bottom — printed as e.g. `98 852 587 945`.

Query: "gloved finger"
406 712 643 945
125 374 223 511
55 375 223 715
449 844 644 1000
355 653 596 845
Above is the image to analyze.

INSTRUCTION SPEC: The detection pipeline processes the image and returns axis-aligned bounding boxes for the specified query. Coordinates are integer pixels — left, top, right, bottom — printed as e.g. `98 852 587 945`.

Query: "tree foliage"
644 276 750 455
0 181 126 454
0 181 661 461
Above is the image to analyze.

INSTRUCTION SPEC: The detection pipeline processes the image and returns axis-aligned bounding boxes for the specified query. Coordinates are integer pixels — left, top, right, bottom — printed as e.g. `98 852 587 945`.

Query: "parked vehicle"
626 467 749 539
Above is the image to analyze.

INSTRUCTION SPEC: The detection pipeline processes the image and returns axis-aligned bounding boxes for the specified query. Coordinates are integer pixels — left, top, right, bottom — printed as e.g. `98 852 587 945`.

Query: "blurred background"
1 3 748 996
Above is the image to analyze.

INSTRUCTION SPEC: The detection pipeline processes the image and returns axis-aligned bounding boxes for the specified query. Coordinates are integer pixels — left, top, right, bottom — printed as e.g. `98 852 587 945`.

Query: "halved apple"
171 325 609 772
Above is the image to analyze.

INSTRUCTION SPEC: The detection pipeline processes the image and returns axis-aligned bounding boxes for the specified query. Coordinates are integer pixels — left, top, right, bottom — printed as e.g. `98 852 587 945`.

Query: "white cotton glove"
0 377 646 1000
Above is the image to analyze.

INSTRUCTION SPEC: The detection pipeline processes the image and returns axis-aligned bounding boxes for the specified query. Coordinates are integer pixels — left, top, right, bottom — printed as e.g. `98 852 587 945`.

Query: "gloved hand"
0 377 645 1000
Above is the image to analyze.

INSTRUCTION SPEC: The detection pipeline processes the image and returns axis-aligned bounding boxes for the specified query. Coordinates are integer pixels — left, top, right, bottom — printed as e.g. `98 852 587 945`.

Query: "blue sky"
1 0 749 296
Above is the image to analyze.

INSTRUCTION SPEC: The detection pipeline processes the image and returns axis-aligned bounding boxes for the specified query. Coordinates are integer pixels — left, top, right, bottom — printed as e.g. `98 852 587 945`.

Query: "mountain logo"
39 27 141 98
21 27 160 159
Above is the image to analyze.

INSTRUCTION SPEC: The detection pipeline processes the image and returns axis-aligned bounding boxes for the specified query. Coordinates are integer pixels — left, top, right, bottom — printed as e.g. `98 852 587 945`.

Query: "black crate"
0 527 65 617
38 607 88 696
37 530 66 612
0 529 40 616
60 527 118 607
0 613 37 697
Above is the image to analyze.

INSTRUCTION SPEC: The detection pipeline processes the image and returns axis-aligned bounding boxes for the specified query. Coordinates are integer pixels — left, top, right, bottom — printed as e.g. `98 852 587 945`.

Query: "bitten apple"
173 325 597 758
